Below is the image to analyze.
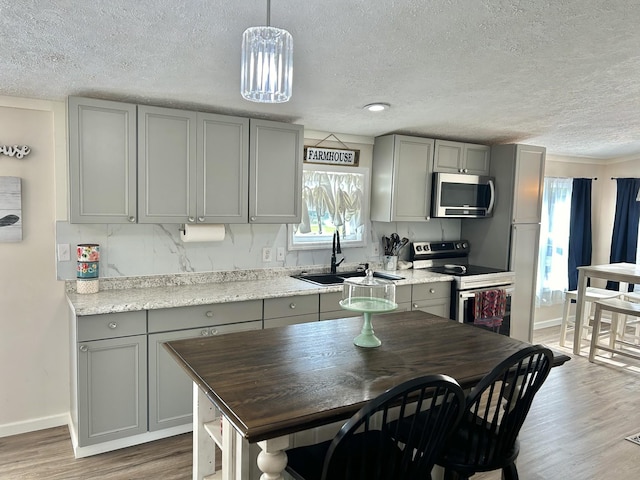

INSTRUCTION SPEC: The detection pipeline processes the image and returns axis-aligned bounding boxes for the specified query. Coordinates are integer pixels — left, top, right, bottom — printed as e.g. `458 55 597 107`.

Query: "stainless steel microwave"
431 172 495 218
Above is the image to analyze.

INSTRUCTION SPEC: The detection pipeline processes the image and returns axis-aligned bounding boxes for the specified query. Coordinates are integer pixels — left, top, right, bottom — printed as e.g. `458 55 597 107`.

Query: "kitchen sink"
292 271 404 286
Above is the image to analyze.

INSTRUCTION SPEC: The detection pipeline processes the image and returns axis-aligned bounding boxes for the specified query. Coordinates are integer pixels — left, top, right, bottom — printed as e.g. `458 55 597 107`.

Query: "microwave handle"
487 179 496 215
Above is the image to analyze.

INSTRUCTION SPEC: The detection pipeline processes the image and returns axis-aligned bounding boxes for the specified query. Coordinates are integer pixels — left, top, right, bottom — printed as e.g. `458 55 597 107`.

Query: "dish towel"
474 289 507 330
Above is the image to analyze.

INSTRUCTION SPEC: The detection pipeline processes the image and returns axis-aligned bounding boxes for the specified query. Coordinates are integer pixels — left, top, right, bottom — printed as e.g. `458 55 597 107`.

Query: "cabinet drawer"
78 311 146 342
264 313 318 329
412 282 451 301
264 295 318 320
148 300 262 333
320 285 410 312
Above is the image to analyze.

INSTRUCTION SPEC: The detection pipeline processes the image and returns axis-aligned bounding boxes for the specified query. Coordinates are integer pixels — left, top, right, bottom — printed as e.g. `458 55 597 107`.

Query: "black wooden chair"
285 374 465 480
438 345 553 480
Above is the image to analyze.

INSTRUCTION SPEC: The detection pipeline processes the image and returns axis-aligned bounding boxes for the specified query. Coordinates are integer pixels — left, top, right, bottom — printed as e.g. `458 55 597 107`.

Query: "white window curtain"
536 177 573 306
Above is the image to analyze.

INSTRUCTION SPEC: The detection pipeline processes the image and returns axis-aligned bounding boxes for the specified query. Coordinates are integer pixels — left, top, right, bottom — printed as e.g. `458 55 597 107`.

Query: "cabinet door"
148 321 261 432
512 145 545 224
433 140 464 173
197 113 249 223
68 97 137 224
509 223 540 342
249 119 303 223
138 105 197 223
392 136 434 221
77 335 147 446
464 144 491 175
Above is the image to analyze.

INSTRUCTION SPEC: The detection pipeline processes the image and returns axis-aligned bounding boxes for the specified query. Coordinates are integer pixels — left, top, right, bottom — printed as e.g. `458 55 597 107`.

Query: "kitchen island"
165 310 570 480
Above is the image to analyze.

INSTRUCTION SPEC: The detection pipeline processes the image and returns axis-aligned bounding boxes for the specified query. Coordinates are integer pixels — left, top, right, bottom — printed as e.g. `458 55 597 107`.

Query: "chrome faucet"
330 231 344 274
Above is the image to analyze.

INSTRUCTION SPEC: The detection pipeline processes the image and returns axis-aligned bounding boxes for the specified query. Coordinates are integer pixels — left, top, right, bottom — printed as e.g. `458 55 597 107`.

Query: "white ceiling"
3 0 640 159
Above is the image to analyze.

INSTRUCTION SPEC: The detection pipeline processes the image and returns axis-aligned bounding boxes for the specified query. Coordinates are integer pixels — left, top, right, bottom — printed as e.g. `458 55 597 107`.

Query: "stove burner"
444 264 467 273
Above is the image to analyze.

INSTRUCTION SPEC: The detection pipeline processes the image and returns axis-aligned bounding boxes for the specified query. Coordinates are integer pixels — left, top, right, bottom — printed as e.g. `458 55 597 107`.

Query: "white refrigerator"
461 144 546 342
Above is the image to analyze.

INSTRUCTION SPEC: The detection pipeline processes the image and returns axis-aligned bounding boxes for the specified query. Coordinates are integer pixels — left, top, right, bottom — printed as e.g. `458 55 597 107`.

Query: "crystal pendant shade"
241 26 293 103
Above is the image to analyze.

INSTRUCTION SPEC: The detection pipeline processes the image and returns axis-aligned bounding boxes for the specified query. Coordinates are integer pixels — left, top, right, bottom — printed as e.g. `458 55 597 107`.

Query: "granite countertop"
66 267 453 316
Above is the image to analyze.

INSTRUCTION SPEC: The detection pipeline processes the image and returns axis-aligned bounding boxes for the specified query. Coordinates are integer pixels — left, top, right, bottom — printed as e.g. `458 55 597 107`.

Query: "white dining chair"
589 298 640 363
559 287 622 347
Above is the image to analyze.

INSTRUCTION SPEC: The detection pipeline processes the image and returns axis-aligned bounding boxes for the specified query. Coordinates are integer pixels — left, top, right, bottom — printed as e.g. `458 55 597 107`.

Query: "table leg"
573 270 588 354
257 436 290 480
193 383 217 480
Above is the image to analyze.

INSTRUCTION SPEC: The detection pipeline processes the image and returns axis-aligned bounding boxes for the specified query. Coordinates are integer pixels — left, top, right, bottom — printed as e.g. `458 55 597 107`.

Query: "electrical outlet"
276 247 285 261
262 247 273 262
57 243 70 261
372 242 379 256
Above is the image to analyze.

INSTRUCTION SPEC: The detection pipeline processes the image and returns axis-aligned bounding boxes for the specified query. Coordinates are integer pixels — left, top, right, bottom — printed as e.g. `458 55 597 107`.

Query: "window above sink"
287 164 370 250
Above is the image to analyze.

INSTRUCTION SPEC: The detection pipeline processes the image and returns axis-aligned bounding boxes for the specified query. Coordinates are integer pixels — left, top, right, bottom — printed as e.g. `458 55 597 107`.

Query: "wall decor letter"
0 145 31 159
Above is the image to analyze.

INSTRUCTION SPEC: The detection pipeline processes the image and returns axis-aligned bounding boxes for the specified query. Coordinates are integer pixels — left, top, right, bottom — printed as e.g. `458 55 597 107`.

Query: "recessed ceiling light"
363 103 390 112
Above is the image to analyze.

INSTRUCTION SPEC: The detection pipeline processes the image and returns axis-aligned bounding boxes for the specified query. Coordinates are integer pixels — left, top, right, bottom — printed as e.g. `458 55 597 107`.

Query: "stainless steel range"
411 240 516 336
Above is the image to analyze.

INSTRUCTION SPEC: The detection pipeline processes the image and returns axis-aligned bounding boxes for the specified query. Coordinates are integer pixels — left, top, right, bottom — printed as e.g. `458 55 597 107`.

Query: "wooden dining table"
574 262 640 354
164 310 570 480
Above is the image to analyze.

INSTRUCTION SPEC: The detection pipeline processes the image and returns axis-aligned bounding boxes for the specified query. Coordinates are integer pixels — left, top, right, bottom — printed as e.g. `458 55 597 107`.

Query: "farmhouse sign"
0 144 31 159
304 146 359 166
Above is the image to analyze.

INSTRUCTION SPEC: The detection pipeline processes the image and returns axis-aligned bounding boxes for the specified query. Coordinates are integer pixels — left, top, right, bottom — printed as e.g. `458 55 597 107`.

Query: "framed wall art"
0 176 22 242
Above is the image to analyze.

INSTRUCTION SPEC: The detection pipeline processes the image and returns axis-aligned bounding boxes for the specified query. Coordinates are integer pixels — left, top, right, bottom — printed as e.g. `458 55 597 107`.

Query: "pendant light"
241 0 293 103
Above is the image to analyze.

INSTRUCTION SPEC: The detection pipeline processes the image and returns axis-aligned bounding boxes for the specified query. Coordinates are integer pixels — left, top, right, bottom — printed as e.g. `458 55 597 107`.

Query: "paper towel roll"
181 224 225 242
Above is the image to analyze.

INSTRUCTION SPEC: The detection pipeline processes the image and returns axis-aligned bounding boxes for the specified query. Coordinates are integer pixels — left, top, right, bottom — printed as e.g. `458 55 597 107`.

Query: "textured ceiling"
2 0 640 159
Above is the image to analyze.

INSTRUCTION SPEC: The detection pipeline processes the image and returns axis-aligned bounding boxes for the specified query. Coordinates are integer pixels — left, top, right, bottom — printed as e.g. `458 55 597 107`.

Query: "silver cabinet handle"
205 311 214 318
430 288 436 294
79 345 88 352
200 329 209 336
413 303 418 308
128 216 136 223
289 303 296 309
463 168 468 173
188 217 195 223
250 216 257 221
198 217 205 222
210 328 218 335
108 322 117 329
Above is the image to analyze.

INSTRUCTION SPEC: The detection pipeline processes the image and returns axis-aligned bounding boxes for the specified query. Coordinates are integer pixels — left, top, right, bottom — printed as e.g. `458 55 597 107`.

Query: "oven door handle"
459 286 515 299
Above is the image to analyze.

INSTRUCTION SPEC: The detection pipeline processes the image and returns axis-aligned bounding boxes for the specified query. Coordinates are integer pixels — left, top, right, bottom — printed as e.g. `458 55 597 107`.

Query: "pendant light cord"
266 0 271 27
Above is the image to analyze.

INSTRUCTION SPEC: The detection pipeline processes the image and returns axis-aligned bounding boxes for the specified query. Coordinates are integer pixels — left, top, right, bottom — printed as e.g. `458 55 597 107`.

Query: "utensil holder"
383 255 398 271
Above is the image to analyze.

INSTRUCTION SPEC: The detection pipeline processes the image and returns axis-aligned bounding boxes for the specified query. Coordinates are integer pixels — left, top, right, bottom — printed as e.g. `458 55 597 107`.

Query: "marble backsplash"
55 219 460 280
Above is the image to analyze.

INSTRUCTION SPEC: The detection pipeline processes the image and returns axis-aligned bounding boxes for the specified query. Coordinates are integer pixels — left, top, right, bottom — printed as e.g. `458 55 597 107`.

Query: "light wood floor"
1 325 639 479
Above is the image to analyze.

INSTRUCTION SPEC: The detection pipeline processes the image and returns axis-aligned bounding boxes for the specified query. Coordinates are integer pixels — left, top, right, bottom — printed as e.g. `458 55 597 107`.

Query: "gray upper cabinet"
69 98 302 224
137 105 197 224
198 113 249 223
68 97 137 223
433 140 490 175
249 119 303 224
371 134 435 222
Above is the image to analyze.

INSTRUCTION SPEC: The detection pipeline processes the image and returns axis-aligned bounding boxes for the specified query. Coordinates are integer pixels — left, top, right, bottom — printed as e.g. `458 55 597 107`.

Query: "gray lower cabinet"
263 294 319 328
68 97 137 223
147 300 263 431
411 282 452 318
249 119 303 224
148 321 261 432
74 311 147 447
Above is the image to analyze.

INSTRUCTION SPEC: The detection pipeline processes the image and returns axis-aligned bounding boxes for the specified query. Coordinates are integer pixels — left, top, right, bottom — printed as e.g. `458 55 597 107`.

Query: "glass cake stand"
339 270 397 347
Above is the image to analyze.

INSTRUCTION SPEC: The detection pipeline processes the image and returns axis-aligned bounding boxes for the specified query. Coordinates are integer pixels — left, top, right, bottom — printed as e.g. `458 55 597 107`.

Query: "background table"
165 310 569 480
574 263 640 354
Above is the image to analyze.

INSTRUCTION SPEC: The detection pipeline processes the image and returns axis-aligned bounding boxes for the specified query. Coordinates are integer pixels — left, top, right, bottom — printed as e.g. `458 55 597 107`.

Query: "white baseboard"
0 413 68 438
534 317 562 330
